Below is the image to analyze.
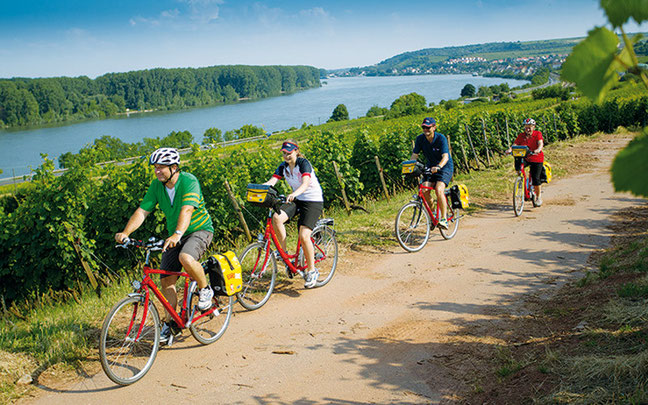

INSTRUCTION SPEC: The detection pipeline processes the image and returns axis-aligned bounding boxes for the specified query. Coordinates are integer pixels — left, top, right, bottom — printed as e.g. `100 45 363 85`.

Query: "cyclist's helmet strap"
523 118 536 125
149 147 180 166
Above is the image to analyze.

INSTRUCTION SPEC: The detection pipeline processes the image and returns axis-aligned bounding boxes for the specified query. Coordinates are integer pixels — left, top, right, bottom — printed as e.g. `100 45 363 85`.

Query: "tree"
477 86 492 97
460 84 476 98
562 0 648 197
328 104 349 122
366 105 389 117
203 127 223 144
386 92 427 118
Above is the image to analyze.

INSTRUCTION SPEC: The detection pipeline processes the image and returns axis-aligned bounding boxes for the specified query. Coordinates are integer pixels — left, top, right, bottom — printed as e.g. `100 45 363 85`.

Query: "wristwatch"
174 230 183 237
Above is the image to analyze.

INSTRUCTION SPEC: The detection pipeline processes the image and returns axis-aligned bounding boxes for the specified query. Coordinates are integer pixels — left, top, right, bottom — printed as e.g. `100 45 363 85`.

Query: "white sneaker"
438 218 449 230
197 286 214 311
304 269 319 289
160 322 181 345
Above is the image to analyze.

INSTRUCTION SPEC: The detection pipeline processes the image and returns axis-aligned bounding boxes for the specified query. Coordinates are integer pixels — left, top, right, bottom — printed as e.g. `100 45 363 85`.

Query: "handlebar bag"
246 183 278 208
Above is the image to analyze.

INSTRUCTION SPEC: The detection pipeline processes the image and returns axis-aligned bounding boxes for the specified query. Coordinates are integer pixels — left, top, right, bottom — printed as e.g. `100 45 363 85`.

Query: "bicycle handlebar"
115 237 165 251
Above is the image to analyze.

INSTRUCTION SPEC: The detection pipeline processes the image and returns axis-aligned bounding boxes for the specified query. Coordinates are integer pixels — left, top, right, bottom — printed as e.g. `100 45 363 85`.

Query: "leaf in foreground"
611 129 648 198
600 0 648 28
561 27 633 103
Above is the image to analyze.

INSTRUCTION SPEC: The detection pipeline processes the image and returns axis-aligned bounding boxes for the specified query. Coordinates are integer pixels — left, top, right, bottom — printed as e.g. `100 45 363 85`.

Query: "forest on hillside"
0 65 321 128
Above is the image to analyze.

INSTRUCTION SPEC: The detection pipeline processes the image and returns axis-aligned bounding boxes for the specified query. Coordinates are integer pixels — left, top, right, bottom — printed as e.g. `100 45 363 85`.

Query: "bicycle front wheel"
99 295 160 386
440 202 460 240
236 242 277 311
513 176 525 217
312 225 338 288
395 201 431 252
189 294 233 345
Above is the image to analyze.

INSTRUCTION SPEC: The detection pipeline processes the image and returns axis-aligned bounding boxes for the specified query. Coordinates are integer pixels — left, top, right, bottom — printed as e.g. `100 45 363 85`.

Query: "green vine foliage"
304 131 363 206
350 129 381 197
2 89 648 303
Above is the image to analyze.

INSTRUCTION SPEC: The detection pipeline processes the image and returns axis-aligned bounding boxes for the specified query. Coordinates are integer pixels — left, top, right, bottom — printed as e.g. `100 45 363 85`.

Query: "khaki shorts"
160 230 213 277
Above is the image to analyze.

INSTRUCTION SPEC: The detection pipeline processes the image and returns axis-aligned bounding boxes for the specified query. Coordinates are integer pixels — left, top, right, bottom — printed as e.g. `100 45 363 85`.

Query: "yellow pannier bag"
458 184 470 209
542 161 552 183
448 184 469 210
208 251 243 296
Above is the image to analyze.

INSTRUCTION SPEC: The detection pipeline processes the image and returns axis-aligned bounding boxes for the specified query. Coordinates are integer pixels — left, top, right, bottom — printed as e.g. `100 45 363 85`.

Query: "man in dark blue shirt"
410 117 454 229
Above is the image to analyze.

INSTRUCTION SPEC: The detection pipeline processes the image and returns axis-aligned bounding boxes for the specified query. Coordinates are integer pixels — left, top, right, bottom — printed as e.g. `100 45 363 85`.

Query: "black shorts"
515 159 543 186
160 230 213 278
278 199 323 230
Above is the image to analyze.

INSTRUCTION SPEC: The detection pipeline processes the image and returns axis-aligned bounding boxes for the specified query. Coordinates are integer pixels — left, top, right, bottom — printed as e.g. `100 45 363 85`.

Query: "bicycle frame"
129 247 219 340
516 160 534 201
415 184 456 225
254 209 328 277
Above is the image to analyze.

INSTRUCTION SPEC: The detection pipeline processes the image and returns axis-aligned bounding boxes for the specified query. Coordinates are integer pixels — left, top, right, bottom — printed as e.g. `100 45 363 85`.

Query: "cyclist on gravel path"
263 140 324 288
409 117 454 230
115 147 214 343
506 118 545 206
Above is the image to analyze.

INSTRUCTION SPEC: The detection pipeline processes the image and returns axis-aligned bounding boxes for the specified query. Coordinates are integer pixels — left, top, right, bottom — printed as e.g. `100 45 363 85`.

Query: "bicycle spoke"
100 296 160 385
395 202 430 252
236 242 277 310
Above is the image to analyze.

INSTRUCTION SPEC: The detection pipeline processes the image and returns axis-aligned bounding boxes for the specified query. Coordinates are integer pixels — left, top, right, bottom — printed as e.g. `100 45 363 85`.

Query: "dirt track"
21 134 645 404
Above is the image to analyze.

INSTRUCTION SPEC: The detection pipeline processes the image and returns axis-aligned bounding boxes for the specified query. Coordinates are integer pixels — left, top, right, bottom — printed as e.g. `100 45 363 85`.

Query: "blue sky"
0 0 644 78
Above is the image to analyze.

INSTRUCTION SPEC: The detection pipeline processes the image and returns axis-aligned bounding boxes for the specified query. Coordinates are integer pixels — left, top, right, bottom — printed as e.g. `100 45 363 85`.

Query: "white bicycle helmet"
149 147 180 166
523 118 536 125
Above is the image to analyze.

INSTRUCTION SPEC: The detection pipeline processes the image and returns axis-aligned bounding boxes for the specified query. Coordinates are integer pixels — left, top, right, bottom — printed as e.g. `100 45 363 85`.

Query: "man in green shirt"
115 147 214 344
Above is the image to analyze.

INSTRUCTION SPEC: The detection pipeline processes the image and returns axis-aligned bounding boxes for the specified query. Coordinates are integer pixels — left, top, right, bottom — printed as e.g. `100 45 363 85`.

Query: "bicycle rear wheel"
312 225 338 288
236 242 277 311
513 176 525 217
395 201 431 252
440 202 460 240
189 294 233 345
99 295 160 385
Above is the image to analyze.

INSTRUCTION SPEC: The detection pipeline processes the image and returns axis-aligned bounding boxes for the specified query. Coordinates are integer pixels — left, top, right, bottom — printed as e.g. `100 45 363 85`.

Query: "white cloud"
299 7 330 19
129 16 161 27
161 9 180 19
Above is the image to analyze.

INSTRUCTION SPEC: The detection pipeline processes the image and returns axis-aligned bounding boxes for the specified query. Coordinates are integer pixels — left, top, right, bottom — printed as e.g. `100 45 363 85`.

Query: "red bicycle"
236 194 338 311
395 163 462 252
510 145 539 216
99 237 233 385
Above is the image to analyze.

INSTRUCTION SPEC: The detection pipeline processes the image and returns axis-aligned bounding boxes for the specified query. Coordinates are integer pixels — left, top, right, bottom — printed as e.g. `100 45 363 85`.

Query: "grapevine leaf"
600 0 648 28
611 129 648 198
561 27 632 103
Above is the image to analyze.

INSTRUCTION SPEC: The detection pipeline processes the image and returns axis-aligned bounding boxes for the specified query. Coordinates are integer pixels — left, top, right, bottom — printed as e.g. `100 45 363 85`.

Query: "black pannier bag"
448 184 469 210
449 185 463 209
205 256 228 296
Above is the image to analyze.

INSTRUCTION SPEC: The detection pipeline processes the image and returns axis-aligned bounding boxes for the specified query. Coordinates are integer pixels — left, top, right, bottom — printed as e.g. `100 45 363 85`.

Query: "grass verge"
460 170 648 403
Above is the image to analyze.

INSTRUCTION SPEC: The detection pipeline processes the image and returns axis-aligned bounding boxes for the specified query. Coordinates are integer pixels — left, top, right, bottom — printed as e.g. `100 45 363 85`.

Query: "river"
0 74 527 178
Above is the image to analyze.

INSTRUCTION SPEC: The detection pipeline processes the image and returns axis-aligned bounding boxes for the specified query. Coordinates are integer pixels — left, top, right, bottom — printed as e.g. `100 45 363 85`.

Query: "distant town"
329 54 567 79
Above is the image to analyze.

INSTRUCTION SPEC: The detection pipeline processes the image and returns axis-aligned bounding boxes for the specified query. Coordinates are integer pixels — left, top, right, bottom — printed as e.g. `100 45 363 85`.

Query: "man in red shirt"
506 118 545 206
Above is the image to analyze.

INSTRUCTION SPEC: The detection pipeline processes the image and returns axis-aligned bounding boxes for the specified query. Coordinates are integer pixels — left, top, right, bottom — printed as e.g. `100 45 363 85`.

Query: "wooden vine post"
224 179 252 241
374 156 390 201
458 134 470 173
481 118 492 166
64 222 99 290
464 123 483 169
505 117 510 146
332 161 352 214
